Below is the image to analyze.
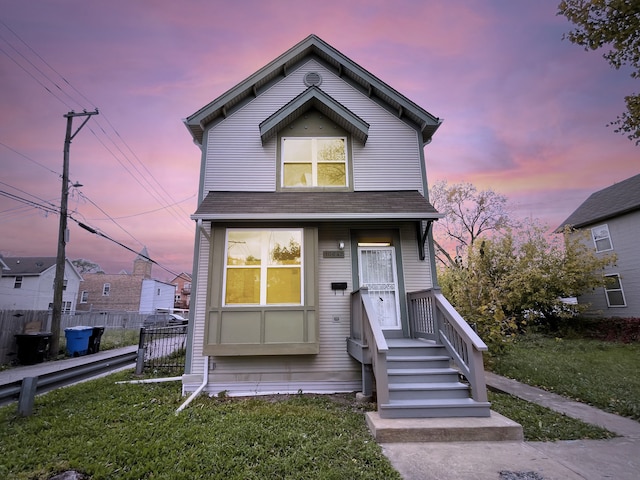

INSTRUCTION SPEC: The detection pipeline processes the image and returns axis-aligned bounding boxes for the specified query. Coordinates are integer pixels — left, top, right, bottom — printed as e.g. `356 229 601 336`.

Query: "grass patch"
489 335 640 421
0 371 400 480
488 390 615 441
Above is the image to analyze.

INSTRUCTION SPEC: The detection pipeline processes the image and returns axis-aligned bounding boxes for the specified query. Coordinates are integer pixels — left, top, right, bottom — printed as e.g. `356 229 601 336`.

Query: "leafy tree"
438 224 615 350
430 181 514 267
558 0 640 144
72 258 104 274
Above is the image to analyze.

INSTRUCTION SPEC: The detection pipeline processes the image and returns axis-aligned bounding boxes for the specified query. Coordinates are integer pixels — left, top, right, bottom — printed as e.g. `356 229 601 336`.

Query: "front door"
357 246 401 330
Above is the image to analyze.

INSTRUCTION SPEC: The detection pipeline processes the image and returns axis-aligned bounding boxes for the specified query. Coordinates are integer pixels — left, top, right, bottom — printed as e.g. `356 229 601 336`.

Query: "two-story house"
182 35 490 418
559 172 640 318
0 256 82 312
170 272 192 310
76 248 175 314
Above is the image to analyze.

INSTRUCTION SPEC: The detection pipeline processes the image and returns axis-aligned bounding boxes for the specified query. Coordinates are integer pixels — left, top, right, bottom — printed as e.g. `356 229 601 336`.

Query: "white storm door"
357 247 401 330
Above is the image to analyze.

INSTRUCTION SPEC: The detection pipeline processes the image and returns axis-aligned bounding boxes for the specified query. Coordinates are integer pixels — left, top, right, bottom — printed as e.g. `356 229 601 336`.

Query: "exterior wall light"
338 241 345 250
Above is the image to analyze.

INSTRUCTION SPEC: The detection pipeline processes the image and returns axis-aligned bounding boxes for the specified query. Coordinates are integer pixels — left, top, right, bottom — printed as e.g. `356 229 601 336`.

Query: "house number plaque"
323 250 345 258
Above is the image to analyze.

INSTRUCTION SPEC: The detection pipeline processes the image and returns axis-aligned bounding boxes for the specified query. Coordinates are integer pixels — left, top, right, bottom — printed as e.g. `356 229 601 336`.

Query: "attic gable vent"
304 71 322 87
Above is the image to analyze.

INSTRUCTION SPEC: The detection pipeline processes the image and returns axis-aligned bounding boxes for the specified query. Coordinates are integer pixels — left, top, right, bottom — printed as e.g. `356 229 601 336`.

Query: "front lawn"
0 372 401 480
488 334 640 421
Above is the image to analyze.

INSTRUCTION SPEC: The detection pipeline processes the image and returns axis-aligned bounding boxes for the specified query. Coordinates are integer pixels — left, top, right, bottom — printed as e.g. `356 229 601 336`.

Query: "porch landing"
365 410 523 443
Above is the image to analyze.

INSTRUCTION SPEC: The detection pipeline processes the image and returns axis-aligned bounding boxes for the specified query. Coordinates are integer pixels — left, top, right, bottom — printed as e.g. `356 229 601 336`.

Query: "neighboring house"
558 172 640 318
182 35 489 418
170 272 192 310
0 256 82 312
76 247 176 314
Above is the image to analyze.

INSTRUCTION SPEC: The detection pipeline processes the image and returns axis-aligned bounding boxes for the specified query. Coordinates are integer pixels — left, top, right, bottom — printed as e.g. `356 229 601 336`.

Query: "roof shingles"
558 173 640 229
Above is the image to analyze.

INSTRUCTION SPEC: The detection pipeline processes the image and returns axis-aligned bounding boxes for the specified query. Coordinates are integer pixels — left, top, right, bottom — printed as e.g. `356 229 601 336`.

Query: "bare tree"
430 181 514 266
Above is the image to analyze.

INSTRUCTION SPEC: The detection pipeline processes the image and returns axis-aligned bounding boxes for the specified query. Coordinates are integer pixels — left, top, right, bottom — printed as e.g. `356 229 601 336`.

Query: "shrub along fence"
0 310 147 365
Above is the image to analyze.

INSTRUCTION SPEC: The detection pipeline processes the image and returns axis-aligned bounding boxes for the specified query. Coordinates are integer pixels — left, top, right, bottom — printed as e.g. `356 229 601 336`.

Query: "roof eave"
184 34 441 145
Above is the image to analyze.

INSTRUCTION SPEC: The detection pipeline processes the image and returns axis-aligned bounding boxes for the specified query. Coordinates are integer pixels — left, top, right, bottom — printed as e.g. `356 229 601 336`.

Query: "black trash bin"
14 332 52 365
88 326 105 354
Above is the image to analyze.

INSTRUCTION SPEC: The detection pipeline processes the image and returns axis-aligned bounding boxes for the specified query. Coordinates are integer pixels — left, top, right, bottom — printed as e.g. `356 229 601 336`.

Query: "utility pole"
50 109 99 357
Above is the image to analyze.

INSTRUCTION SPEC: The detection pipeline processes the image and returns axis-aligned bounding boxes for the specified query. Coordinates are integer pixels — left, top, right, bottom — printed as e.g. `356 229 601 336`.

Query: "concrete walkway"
381 372 640 480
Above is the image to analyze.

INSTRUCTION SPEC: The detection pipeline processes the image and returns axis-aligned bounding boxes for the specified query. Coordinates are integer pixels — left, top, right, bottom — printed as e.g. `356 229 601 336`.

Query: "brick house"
76 248 175 313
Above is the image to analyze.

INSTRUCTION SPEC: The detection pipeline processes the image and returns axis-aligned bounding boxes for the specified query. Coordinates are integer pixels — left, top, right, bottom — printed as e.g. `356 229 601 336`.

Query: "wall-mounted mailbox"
331 282 348 291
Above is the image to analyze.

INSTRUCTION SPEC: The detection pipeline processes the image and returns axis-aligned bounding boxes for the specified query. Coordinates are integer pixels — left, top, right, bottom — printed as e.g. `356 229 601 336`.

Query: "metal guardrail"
0 350 137 407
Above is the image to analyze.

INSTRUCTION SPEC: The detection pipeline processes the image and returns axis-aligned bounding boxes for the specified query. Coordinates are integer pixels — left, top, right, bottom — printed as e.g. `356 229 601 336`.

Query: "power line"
0 141 61 177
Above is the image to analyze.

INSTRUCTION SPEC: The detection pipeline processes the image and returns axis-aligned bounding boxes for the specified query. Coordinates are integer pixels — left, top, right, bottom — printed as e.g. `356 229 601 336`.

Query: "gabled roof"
192 190 443 222
0 256 56 276
558 173 640 230
259 86 369 145
184 34 441 146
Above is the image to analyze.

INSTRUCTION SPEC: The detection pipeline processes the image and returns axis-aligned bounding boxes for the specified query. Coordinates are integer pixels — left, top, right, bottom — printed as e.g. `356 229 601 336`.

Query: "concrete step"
366 410 523 442
388 382 471 401
379 398 492 419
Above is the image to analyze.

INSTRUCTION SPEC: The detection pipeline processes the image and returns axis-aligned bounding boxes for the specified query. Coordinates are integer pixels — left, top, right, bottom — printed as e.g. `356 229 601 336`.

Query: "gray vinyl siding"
399 223 434 292
203 59 425 195
190 224 360 392
577 210 640 317
189 223 211 377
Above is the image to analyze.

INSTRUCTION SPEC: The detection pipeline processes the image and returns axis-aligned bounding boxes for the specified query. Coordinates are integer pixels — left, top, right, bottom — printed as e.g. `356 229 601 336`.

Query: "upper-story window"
80 291 88 303
14 276 22 289
103 283 111 296
591 224 613 252
281 137 347 188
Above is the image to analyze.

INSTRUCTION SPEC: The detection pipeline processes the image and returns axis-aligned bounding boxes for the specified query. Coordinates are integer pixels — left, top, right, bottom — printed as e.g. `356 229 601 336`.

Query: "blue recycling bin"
64 326 93 357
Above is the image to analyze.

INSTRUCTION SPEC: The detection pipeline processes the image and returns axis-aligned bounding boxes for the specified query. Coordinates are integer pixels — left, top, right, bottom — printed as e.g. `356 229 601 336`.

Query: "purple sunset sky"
1 0 637 279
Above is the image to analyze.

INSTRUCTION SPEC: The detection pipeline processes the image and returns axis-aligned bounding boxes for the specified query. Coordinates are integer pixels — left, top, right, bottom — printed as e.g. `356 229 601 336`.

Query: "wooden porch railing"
350 287 389 404
407 288 488 402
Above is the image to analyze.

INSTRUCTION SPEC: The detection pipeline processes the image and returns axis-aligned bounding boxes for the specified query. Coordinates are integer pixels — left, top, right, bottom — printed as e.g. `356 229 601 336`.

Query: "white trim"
281 136 349 188
591 224 613 252
604 273 626 307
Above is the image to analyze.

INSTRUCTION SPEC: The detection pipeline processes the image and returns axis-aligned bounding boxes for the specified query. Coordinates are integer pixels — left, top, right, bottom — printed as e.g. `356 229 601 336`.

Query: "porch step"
388 382 471 401
386 355 451 369
387 368 460 383
379 398 492 419
380 337 491 418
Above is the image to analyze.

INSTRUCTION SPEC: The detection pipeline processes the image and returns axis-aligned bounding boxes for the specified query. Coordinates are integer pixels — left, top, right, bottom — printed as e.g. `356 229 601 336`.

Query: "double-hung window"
282 137 347 187
80 291 88 303
604 274 626 307
591 224 613 252
224 229 302 305
102 283 110 296
14 276 22 289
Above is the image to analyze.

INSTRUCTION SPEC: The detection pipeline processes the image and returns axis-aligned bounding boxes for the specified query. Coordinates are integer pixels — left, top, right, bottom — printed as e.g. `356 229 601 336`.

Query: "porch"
347 287 491 419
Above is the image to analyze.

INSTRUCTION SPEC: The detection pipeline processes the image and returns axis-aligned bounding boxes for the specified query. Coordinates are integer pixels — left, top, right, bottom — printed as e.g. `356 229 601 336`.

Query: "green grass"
488 334 640 421
488 390 615 441
0 371 401 480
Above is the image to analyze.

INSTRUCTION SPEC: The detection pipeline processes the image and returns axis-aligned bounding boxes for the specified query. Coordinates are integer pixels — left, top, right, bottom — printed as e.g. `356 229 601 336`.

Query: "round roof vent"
304 71 322 87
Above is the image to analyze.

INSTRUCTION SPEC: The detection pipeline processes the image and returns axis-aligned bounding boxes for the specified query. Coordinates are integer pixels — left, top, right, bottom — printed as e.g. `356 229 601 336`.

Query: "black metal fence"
137 325 188 374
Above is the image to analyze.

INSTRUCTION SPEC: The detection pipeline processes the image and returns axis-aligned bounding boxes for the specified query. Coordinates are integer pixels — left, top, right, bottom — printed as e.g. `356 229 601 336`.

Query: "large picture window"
224 229 303 305
282 137 347 187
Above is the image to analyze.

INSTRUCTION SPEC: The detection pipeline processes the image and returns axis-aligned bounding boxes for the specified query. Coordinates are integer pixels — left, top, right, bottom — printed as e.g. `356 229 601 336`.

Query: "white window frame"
591 224 613 252
14 276 22 289
281 136 348 188
62 301 72 314
80 291 88 303
102 283 111 296
223 228 304 306
604 274 626 307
